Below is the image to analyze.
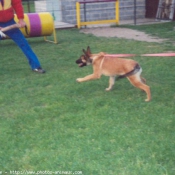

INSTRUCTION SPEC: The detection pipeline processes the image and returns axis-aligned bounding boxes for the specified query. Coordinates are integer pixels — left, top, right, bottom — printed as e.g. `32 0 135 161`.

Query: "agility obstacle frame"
76 0 119 29
14 12 58 44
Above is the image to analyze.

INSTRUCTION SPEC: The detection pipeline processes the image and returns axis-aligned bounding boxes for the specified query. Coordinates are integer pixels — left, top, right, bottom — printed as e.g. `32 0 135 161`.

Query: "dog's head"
76 46 92 67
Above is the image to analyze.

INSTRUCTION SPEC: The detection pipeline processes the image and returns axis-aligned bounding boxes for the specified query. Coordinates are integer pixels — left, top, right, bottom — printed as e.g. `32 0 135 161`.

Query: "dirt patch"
80 27 166 43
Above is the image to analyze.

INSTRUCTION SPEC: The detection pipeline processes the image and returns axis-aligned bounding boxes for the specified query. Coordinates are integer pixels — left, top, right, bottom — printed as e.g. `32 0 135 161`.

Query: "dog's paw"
105 87 112 91
76 78 82 82
145 98 151 102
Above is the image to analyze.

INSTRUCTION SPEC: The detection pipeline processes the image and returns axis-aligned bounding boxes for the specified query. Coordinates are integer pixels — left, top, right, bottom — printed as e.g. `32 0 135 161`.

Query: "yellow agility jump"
14 12 58 44
76 0 119 29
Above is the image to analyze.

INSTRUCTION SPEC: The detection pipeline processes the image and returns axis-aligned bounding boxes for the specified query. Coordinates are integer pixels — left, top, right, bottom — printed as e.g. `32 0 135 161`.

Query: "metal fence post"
134 0 136 25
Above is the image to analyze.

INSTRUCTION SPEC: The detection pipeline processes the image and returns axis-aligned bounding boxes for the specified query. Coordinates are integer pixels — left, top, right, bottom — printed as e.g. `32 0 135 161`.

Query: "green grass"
0 23 175 175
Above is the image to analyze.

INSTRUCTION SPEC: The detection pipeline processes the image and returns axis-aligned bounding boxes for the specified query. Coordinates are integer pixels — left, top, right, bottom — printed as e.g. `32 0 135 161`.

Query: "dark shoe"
33 67 46 73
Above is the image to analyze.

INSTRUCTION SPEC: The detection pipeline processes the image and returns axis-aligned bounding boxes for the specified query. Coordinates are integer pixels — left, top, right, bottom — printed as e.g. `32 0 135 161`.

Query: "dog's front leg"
106 76 116 91
76 73 101 83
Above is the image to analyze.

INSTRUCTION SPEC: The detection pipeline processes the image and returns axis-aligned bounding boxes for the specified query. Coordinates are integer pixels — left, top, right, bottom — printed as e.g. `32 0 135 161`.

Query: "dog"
76 46 151 102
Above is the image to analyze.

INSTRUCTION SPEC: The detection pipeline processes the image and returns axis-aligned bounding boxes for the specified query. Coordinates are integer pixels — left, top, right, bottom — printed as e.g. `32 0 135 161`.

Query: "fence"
76 0 119 28
21 0 160 26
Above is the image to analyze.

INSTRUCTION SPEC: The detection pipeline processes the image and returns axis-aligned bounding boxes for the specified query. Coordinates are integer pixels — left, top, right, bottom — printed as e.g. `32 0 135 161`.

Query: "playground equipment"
2 12 57 44
76 0 119 29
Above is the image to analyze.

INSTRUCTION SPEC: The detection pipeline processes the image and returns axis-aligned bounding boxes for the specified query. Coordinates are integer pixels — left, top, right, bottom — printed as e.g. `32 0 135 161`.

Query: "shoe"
33 67 46 73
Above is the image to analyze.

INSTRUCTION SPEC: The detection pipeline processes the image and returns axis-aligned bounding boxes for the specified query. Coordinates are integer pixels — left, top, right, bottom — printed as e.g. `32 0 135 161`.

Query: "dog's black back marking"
116 64 140 80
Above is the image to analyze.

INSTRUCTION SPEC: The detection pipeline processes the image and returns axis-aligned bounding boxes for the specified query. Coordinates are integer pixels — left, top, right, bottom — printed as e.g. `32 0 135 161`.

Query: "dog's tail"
116 63 141 80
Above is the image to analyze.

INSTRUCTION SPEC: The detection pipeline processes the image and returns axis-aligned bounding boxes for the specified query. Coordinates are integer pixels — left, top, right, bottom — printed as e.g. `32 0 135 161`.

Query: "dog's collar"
90 58 93 63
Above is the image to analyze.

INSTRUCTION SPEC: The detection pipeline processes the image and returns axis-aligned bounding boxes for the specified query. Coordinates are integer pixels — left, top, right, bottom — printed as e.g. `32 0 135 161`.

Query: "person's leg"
0 19 45 72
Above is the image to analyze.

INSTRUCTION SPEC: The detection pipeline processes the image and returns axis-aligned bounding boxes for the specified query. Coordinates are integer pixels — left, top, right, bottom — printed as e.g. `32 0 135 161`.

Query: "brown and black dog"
76 46 151 102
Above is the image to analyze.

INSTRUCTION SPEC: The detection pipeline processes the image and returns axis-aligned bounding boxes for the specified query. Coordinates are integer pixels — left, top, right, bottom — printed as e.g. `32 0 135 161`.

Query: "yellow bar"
44 23 58 44
115 0 119 24
76 2 81 29
80 19 118 26
76 0 119 28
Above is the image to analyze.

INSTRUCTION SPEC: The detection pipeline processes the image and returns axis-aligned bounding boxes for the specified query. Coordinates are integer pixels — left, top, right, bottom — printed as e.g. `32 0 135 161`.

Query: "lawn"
0 22 175 175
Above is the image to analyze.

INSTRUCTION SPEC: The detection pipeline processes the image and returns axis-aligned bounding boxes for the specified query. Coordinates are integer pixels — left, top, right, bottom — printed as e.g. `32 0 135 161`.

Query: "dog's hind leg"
141 77 146 84
106 76 116 91
127 74 151 102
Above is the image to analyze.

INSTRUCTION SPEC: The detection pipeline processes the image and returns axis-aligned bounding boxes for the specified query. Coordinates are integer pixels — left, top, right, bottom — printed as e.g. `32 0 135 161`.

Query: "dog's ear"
87 46 91 56
82 49 86 54
83 49 89 58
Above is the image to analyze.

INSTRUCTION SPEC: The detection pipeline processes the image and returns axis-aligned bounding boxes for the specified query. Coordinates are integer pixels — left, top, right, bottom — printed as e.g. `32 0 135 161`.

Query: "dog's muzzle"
76 59 87 67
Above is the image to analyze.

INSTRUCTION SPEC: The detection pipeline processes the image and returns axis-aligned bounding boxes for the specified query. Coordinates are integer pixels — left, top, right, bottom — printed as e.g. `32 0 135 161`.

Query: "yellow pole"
115 0 119 24
52 24 58 44
76 2 81 29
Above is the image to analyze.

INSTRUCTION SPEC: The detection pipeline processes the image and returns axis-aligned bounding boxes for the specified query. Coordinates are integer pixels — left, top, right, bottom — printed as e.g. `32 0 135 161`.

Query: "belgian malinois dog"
76 46 151 102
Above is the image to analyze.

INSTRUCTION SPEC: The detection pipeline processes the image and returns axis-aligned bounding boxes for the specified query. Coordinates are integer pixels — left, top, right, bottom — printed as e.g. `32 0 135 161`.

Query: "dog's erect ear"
82 49 86 54
87 46 91 56
82 49 89 58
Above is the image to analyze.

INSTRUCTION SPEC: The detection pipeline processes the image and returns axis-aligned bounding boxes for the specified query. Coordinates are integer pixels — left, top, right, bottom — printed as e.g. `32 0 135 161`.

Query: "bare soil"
80 27 166 43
